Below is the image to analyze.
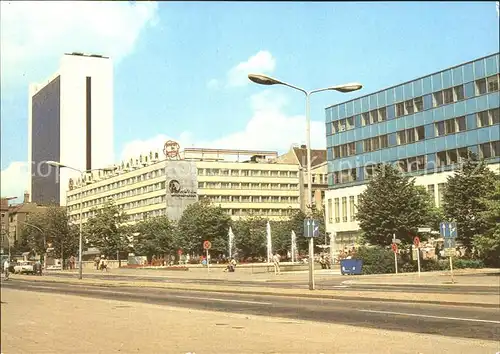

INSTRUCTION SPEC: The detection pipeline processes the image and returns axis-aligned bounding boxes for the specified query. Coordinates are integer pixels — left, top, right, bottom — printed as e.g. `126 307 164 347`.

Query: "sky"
1 1 499 202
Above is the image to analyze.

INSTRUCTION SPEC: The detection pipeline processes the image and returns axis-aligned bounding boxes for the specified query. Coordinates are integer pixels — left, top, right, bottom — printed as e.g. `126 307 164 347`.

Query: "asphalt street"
2 279 499 342
44 271 500 295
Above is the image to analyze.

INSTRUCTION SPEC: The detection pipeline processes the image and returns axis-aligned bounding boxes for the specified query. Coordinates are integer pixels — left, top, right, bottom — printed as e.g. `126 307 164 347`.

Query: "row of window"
199 168 298 178
199 182 300 190
331 109 499 159
327 196 357 223
203 195 300 204
332 142 500 186
330 74 499 133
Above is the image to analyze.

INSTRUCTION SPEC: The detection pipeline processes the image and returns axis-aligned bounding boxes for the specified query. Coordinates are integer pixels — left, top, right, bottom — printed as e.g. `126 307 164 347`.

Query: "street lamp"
248 74 362 290
20 221 46 271
45 161 117 280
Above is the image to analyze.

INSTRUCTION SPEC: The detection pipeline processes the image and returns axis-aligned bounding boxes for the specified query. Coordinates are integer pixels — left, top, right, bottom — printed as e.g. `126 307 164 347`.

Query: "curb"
341 280 500 288
10 276 499 309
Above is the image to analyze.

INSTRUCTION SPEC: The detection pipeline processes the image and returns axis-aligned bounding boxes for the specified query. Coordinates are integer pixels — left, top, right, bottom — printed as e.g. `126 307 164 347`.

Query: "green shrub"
401 261 417 273
453 259 484 269
355 246 395 274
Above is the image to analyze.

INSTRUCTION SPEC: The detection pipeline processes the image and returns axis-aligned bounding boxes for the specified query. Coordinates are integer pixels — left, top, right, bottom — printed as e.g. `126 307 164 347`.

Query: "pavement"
2 286 500 353
5 272 500 308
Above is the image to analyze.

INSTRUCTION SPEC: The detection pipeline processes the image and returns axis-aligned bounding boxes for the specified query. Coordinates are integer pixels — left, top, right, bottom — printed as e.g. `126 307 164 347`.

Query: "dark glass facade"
31 76 61 204
325 53 500 189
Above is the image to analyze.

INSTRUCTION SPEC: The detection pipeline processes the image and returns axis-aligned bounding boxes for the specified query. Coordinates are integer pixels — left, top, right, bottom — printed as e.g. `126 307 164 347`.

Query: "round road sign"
413 236 420 247
391 243 398 253
203 240 212 250
178 249 183 256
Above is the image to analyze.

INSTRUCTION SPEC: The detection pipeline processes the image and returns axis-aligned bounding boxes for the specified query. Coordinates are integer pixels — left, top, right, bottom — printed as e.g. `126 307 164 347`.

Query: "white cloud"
118 90 326 163
206 79 220 90
0 1 159 88
226 50 276 88
0 162 29 203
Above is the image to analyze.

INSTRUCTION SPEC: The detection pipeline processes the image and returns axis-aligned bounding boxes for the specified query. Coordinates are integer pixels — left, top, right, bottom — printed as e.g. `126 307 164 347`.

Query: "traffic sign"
178 249 183 256
444 248 455 257
203 240 212 250
417 227 431 233
413 236 420 247
391 243 398 253
443 238 456 249
439 222 458 239
303 219 320 238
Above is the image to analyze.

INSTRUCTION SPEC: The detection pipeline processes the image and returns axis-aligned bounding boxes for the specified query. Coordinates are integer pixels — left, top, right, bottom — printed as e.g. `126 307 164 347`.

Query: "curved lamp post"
45 161 117 280
248 74 362 290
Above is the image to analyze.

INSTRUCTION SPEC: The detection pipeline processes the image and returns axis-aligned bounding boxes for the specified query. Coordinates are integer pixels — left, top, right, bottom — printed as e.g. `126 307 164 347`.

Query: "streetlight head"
332 82 363 93
248 73 283 86
45 161 65 168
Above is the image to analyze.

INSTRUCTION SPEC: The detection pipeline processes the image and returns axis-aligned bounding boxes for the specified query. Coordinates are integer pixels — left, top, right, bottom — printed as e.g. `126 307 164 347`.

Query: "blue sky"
1 1 499 199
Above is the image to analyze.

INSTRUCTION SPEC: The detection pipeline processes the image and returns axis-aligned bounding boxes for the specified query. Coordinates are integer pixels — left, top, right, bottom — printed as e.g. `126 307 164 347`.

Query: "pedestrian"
272 253 281 275
3 258 10 280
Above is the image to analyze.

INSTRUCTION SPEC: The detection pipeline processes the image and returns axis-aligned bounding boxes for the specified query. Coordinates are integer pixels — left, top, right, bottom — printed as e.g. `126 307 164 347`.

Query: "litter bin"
340 259 363 275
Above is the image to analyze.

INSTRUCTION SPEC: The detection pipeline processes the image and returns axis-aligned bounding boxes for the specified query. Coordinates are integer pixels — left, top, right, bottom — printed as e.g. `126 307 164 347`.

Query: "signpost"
391 242 398 274
440 221 457 283
413 236 421 277
303 218 319 290
203 241 212 273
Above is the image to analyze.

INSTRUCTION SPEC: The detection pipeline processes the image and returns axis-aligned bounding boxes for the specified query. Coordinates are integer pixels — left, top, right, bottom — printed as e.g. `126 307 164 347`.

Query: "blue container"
340 259 363 275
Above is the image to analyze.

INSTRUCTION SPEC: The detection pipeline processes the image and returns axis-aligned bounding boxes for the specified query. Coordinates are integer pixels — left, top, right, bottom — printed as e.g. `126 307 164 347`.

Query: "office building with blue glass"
323 53 499 252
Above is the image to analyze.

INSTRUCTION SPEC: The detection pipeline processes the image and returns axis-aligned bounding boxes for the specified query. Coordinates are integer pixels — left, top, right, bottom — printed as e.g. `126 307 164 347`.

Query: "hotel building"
65 148 302 224
324 53 500 253
28 53 114 206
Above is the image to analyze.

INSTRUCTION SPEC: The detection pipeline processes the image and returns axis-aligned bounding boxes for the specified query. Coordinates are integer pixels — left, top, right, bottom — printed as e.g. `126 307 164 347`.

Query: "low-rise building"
66 147 301 224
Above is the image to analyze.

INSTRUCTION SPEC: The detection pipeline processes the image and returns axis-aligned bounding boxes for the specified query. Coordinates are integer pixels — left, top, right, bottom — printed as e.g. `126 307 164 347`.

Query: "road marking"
358 309 500 324
173 295 272 305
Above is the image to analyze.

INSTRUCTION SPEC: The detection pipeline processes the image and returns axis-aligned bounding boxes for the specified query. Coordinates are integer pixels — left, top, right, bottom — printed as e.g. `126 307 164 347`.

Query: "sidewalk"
12 273 500 308
2 288 498 354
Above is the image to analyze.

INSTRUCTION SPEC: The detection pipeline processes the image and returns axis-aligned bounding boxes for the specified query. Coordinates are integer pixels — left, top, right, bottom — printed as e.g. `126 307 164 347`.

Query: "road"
2 278 499 342
44 271 500 295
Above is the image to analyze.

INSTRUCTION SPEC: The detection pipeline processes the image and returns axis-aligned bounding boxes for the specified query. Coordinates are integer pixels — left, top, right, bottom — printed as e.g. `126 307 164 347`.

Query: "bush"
355 246 395 275
453 259 484 269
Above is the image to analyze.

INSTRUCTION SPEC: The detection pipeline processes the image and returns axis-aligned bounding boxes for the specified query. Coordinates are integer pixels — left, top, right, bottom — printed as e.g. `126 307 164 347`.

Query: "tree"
357 164 436 246
133 216 175 263
19 204 78 267
84 200 131 264
176 199 232 256
473 178 500 266
232 216 267 259
442 154 497 253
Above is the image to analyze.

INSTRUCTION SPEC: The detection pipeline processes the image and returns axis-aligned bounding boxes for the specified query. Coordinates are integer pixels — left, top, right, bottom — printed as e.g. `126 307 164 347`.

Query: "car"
13 261 35 275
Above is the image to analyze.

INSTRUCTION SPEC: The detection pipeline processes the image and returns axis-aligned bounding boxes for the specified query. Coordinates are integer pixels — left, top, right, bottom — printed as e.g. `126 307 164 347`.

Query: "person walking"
272 253 281 275
3 258 10 280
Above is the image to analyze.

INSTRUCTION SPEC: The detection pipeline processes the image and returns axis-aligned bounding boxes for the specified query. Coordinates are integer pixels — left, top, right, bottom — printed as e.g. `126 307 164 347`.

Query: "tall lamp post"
248 74 362 290
45 161 116 280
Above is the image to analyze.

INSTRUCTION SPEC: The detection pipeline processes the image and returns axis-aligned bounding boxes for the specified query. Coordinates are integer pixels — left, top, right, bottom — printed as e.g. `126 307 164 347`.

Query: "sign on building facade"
164 160 198 221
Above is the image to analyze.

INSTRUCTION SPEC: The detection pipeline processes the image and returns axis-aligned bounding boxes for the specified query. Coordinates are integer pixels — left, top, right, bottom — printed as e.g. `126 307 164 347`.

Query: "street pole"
417 246 421 277
449 256 454 283
306 93 315 291
78 172 84 280
206 249 210 274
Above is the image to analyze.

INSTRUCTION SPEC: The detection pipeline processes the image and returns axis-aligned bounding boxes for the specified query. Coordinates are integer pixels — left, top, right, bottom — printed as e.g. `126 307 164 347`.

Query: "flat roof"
325 52 499 110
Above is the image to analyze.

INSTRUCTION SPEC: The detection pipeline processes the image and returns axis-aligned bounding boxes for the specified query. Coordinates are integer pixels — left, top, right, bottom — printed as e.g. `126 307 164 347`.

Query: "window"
486 75 499 92
405 100 414 114
458 147 469 161
456 116 466 132
417 155 426 170
342 197 347 222
372 136 380 150
363 139 372 152
436 121 445 136
492 141 500 157
340 144 348 157
416 126 425 141
349 196 356 221
398 158 408 172
479 142 492 159
338 119 347 132
407 128 416 143
490 108 499 125
361 113 370 126
475 78 487 95
477 110 490 127
334 146 340 159
346 116 354 129
396 102 405 117
347 142 356 156
334 198 340 223
437 151 447 167
445 119 455 135
448 149 458 165
453 85 464 101
414 97 423 112
380 135 388 148
397 130 407 145
433 91 444 106
443 88 453 104
327 199 333 223
378 107 387 121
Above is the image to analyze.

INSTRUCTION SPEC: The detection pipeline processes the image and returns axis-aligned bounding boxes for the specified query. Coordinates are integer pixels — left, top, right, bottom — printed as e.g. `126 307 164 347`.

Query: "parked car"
14 261 35 275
